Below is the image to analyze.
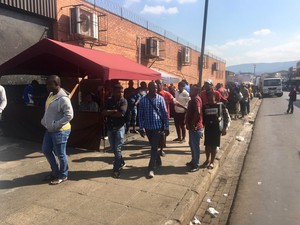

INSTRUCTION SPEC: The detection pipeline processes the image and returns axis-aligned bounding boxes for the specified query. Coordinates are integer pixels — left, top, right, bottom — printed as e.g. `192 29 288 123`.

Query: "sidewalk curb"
164 98 262 225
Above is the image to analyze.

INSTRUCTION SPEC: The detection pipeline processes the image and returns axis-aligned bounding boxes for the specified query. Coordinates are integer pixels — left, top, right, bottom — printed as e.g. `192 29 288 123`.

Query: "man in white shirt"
0 85 7 121
174 81 190 142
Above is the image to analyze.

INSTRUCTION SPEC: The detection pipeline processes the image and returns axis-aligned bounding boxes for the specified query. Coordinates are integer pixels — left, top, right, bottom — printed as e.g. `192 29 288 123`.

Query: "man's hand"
164 129 170 136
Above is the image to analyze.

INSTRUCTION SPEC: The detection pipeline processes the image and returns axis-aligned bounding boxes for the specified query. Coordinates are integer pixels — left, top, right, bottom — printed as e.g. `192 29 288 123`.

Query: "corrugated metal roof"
0 0 56 19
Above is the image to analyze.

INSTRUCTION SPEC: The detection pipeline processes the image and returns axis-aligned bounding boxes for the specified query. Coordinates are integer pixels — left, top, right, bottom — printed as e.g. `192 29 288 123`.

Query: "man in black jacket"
102 84 128 178
286 86 297 114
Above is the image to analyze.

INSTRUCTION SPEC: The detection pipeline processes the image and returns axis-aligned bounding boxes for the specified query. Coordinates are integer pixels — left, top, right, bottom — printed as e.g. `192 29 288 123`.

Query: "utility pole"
253 64 256 75
198 0 209 86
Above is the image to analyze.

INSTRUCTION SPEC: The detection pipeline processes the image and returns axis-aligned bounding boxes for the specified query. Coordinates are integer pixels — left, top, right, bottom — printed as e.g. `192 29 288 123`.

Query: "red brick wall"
55 0 226 87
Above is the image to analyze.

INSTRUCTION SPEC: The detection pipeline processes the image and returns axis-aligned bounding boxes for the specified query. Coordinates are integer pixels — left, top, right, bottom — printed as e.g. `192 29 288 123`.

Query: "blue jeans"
146 129 162 171
107 126 125 172
125 107 137 133
42 129 71 179
189 128 203 167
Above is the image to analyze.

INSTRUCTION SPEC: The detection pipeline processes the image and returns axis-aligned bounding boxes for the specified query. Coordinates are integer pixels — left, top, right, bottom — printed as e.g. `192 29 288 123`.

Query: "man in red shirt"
154 80 174 157
215 83 229 104
201 79 221 105
155 80 186 156
155 80 174 118
185 84 204 172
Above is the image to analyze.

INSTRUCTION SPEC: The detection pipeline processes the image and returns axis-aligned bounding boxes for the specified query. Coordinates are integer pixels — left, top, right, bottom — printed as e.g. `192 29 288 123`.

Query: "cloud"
154 0 173 2
253 29 272 36
207 38 260 51
178 0 197 3
207 34 300 66
245 37 300 62
124 0 141 7
141 5 178 14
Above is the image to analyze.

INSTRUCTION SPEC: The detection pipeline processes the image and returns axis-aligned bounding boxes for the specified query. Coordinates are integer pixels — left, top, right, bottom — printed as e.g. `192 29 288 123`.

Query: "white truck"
259 77 283 97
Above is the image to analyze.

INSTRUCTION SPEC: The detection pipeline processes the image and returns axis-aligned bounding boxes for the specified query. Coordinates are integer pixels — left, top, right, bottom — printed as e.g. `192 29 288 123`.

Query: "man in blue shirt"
138 81 169 178
124 80 140 134
23 80 39 105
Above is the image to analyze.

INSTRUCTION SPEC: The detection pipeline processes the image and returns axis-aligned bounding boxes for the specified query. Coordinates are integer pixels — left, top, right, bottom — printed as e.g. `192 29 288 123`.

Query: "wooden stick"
69 75 88 99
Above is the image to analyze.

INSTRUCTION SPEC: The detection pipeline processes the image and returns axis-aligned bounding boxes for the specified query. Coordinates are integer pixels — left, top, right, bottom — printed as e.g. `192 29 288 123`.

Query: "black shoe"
118 162 126 171
199 161 209 168
148 170 155 178
173 138 181 141
186 161 193 167
43 173 58 182
160 150 166 157
112 171 120 179
179 139 186 143
50 177 68 185
189 166 200 172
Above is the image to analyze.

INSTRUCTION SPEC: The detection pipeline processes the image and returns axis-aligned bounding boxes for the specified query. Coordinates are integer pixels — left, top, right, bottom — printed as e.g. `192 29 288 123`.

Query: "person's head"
112 84 124 100
178 81 185 92
46 75 61 94
190 84 201 97
31 80 39 87
206 89 216 104
204 79 213 91
148 81 157 95
216 83 222 89
128 80 134 87
182 79 188 85
140 81 147 89
155 79 163 91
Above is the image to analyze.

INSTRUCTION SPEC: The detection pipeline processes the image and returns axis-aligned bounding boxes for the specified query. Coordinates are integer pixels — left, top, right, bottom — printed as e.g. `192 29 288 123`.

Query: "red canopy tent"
0 38 161 150
0 38 161 81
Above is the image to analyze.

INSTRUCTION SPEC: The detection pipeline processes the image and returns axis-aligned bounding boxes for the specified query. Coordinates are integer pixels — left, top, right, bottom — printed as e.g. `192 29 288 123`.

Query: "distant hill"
227 60 298 74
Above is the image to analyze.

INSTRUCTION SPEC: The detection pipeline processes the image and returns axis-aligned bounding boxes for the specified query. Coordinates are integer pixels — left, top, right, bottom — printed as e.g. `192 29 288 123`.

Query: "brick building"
0 0 226 86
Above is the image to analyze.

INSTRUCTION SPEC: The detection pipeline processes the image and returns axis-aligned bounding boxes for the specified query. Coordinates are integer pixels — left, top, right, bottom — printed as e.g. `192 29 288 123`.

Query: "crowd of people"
1 75 297 184
101 79 233 179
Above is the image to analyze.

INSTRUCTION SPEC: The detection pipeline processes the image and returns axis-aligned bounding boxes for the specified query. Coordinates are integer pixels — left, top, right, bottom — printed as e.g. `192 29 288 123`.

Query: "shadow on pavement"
0 172 53 189
263 113 288 117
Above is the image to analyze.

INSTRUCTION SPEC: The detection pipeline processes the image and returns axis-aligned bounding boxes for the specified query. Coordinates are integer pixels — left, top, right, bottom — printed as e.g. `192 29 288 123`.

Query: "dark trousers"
246 100 250 114
146 129 162 171
240 100 247 116
125 107 137 133
174 112 186 140
287 99 294 113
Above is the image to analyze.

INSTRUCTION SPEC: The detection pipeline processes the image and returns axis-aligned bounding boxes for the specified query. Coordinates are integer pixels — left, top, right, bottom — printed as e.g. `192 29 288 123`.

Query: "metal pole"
198 0 209 86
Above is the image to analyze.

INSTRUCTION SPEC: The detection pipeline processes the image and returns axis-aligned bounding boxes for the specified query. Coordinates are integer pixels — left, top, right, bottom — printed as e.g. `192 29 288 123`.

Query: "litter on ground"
236 136 245 142
207 207 220 218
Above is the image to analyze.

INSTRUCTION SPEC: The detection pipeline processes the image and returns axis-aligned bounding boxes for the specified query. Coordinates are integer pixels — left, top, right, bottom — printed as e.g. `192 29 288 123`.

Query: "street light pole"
198 0 209 86
253 64 256 75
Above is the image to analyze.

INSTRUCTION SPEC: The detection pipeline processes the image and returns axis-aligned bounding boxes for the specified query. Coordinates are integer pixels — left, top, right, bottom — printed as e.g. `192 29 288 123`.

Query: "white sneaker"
148 171 154 178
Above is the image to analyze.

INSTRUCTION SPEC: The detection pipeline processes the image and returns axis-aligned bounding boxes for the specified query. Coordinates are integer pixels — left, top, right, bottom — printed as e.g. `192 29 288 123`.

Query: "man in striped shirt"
138 81 169 178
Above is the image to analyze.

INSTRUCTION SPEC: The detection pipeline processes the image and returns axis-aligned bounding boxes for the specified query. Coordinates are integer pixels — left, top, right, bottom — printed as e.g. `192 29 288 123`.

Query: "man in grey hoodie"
41 75 73 185
0 85 7 121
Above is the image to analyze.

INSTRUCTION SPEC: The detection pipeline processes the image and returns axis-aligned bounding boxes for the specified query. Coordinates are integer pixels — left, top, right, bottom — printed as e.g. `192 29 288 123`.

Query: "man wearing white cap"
201 79 221 105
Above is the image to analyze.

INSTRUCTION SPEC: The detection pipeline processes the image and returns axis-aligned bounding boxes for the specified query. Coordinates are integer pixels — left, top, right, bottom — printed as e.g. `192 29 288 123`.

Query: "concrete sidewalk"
0 98 261 225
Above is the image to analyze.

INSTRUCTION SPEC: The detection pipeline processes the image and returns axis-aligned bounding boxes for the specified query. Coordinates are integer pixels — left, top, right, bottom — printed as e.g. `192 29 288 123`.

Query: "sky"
103 0 300 66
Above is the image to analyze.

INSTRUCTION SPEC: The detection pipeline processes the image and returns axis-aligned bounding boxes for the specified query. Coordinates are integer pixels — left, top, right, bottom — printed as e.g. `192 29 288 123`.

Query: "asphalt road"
228 92 300 225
